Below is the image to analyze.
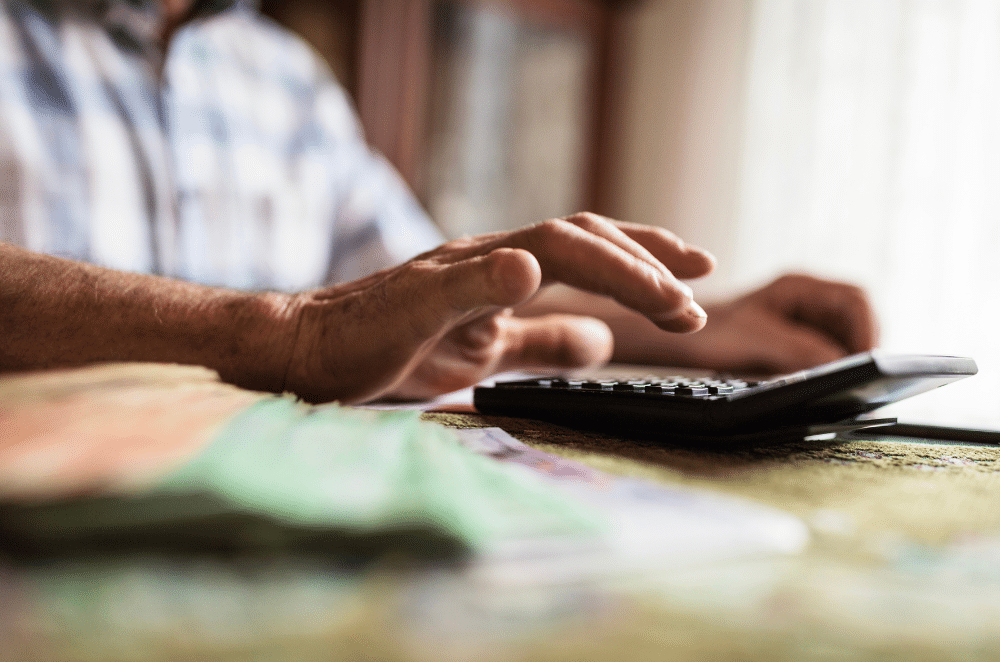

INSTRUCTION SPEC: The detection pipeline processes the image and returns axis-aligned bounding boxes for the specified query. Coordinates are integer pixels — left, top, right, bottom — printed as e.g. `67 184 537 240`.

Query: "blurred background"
261 0 1000 427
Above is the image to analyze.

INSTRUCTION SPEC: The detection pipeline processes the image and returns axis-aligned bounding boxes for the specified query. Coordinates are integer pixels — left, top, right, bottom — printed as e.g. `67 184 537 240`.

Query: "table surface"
423 410 1000 660
5 364 1000 661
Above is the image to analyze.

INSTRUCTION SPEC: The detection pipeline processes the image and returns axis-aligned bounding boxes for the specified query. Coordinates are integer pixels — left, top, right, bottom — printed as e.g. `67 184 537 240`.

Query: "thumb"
370 247 542 356
497 314 614 373
436 247 542 313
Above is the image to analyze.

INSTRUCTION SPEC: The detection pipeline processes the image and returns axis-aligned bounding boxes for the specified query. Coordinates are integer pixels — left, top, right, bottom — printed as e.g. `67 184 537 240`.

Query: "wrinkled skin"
282 213 715 403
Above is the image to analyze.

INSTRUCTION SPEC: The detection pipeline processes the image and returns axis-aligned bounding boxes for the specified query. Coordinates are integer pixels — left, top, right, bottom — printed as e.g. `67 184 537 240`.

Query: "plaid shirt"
0 0 443 290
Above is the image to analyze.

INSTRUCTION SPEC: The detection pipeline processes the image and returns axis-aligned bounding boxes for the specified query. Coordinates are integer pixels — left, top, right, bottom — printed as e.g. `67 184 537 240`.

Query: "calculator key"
707 384 735 395
615 382 648 392
582 381 616 390
675 386 710 396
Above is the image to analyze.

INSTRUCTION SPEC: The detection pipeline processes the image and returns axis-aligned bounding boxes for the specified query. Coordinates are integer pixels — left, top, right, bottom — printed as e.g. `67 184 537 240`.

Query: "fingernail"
689 300 707 319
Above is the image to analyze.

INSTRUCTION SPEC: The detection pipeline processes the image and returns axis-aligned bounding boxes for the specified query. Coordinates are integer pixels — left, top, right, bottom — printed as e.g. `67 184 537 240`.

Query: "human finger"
758 274 879 354
493 219 705 331
385 311 613 401
428 214 714 281
557 213 715 281
434 247 542 313
495 313 614 373
285 249 540 404
608 219 717 279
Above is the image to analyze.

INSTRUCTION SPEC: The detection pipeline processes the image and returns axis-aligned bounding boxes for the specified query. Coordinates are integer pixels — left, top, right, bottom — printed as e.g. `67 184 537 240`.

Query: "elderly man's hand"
651 273 879 375
281 213 715 403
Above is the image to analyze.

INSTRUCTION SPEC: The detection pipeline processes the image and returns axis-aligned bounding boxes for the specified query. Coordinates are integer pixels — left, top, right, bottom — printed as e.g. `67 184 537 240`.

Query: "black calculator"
472 352 978 444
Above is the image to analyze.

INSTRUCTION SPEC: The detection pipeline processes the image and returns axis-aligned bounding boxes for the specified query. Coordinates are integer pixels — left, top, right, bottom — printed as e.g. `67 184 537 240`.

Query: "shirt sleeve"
170 8 447 290
307 54 445 284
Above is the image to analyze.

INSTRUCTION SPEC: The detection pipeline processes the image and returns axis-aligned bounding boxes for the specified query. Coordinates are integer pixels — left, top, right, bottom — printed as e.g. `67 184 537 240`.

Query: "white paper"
454 427 809 585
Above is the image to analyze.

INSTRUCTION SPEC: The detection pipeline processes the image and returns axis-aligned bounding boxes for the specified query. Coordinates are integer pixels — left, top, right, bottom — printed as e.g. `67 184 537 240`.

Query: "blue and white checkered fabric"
0 0 443 290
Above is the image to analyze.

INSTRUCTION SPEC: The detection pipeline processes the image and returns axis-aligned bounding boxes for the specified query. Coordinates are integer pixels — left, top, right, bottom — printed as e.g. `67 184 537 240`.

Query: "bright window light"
734 0 1000 427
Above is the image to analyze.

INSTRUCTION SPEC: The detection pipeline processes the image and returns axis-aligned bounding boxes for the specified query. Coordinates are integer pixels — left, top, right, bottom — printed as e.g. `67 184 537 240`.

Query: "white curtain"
732 0 1000 426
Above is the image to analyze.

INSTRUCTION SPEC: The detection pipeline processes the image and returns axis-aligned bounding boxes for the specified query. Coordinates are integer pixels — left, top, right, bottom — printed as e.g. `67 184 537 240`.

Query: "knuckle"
564 212 622 238
768 272 816 299
533 218 573 241
776 272 808 287
446 235 480 251
562 211 604 226
426 237 469 258
396 258 438 280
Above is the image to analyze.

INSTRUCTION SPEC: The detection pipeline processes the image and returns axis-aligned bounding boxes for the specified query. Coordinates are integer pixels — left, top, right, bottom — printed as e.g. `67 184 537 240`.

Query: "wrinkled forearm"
0 243 297 392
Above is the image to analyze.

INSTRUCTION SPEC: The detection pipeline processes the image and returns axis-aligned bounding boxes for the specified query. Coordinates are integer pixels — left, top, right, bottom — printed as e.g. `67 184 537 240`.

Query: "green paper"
154 397 603 551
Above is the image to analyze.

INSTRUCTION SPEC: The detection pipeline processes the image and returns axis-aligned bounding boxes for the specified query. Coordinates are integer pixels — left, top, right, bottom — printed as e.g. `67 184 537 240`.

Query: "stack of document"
0 363 807 580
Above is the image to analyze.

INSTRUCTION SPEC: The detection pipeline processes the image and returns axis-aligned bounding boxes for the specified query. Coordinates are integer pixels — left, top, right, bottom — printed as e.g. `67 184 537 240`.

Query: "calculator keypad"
526 376 763 399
